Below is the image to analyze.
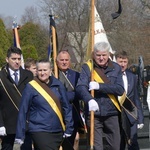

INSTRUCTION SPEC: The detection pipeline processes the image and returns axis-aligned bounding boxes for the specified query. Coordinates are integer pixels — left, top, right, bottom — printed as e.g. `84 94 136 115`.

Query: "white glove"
137 124 144 129
0 126 6 136
15 139 24 145
63 133 71 138
89 81 99 91
88 99 99 112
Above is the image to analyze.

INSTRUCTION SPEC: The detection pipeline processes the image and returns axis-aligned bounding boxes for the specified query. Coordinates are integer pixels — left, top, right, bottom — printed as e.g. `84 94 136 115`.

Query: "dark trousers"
1 134 15 150
0 132 32 150
21 132 32 150
31 132 63 150
61 127 77 150
120 123 139 150
87 115 120 150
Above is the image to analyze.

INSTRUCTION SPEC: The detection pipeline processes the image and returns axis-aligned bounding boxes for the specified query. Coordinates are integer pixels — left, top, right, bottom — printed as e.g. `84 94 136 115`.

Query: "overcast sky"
0 0 38 22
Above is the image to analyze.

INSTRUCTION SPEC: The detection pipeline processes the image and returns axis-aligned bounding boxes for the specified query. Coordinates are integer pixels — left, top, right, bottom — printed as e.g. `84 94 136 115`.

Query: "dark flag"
48 15 56 61
48 15 58 78
12 20 21 49
48 44 51 61
111 0 122 19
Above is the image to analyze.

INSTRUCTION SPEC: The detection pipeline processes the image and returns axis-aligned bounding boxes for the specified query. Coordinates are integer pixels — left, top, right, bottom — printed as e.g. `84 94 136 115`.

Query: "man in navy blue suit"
56 50 82 150
116 51 144 150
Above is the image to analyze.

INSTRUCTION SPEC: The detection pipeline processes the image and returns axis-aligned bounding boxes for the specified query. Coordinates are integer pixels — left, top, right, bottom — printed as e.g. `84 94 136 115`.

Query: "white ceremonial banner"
94 6 116 61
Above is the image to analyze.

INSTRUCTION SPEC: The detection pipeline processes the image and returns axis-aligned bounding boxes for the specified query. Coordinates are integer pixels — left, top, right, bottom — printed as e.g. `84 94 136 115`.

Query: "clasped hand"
88 99 99 112
89 81 99 91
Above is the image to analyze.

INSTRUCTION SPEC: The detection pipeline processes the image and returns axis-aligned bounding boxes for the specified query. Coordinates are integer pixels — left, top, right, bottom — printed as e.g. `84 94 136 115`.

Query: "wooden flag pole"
90 0 95 149
51 22 58 78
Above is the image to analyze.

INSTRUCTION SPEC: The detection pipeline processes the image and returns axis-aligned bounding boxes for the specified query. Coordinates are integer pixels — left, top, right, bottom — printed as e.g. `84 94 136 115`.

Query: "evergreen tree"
0 18 11 67
19 22 49 60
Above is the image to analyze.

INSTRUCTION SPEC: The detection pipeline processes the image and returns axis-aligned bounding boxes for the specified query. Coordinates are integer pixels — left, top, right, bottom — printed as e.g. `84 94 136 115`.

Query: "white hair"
94 42 110 52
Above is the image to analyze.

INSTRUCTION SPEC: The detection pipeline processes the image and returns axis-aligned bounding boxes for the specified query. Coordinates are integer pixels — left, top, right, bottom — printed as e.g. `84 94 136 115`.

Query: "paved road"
0 135 149 150
0 143 149 150
13 144 150 150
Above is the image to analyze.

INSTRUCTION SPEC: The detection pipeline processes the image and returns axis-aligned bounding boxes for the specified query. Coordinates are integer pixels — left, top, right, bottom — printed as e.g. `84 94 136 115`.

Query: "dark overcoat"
0 66 33 134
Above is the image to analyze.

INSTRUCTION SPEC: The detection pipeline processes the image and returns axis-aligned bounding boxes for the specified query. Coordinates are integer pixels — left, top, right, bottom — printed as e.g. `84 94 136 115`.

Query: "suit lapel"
66 69 75 87
18 68 27 85
126 71 133 96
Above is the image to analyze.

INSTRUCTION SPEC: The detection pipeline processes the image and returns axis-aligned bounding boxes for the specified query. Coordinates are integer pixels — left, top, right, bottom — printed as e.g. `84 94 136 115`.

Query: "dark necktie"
64 71 68 76
13 72 18 85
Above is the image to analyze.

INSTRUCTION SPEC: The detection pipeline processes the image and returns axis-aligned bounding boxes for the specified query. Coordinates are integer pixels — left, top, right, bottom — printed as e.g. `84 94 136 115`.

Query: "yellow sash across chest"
86 60 121 112
29 80 65 131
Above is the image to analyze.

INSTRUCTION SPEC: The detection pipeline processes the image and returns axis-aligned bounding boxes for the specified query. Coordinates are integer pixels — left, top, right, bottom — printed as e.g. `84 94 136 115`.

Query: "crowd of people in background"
0 42 149 150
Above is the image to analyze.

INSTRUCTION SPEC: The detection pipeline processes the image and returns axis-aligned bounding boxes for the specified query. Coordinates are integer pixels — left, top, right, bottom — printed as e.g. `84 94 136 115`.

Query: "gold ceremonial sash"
29 80 65 131
118 92 138 120
118 92 126 105
86 60 121 112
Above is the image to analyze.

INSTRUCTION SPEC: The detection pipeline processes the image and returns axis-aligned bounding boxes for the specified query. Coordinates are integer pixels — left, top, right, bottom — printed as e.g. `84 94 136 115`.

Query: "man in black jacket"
0 47 33 150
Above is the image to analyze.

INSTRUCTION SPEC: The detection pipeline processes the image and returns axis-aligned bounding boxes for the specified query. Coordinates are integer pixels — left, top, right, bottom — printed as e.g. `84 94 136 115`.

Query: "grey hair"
36 59 51 69
56 50 71 61
94 42 110 52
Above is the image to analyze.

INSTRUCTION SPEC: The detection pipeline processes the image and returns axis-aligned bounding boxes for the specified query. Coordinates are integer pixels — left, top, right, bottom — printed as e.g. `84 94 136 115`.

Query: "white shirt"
9 68 20 82
122 72 128 93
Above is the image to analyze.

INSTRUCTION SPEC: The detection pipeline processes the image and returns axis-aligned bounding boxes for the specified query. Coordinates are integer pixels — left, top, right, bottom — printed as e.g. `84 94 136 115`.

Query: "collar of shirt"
64 71 68 76
122 71 126 75
62 70 68 76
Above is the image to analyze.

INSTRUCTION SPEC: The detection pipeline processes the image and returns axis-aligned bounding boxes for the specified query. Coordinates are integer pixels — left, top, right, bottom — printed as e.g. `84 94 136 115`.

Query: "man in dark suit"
116 51 144 150
56 50 82 150
0 47 33 150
